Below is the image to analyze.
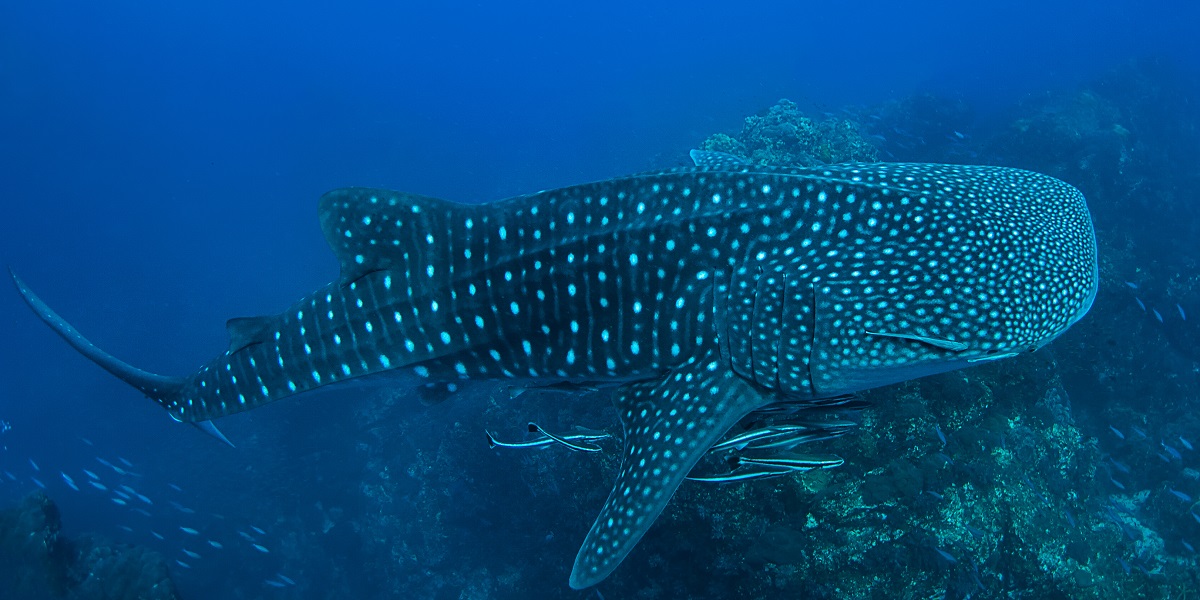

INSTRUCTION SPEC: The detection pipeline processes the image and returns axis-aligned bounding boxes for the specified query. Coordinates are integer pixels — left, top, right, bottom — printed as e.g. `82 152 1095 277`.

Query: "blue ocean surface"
1 1 1198 598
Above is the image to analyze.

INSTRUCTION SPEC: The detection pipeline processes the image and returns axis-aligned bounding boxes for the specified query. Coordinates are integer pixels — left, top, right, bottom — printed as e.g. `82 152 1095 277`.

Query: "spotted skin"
11 154 1098 588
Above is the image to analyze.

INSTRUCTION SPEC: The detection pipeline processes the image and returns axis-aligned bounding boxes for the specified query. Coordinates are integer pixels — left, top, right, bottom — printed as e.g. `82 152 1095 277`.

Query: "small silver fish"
737 427 850 451
526 423 602 452
1125 281 1139 290
118 457 134 468
83 469 99 480
1167 488 1192 502
169 501 196 514
1131 426 1148 439
738 453 845 472
89 481 107 491
251 526 267 535
208 540 223 549
1153 308 1163 323
485 432 556 449
175 560 191 569
935 424 947 445
265 580 286 588
29 459 39 471
32 477 45 489
277 575 296 585
111 497 127 505
180 526 199 535
1109 425 1125 440
252 543 270 553
686 464 792 483
710 425 811 451
1178 304 1187 321
182 549 201 560
486 427 610 450
1180 436 1194 451
60 472 79 491
151 531 165 540
712 421 855 452
1135 297 1146 311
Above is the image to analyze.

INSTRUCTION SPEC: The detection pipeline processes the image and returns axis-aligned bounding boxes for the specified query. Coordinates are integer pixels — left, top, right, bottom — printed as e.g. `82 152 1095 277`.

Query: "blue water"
2 1 1199 598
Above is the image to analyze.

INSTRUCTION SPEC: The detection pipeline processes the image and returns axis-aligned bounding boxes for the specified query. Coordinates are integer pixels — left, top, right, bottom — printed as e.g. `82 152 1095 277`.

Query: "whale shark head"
795 163 1099 395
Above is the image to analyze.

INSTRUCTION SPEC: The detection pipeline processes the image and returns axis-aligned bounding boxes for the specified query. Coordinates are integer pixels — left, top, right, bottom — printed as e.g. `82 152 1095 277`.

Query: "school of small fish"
0 434 298 590
1124 280 1188 323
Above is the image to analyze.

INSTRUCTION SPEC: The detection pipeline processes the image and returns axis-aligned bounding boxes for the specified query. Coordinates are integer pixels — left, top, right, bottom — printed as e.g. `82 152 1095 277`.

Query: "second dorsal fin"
225 316 275 353
689 149 752 169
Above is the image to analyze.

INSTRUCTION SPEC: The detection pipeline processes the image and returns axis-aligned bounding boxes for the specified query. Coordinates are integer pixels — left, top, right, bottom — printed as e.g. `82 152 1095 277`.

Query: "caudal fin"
9 269 185 401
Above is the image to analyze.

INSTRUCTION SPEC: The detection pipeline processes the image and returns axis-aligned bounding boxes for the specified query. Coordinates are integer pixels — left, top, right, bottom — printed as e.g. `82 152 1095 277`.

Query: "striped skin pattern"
12 152 1098 588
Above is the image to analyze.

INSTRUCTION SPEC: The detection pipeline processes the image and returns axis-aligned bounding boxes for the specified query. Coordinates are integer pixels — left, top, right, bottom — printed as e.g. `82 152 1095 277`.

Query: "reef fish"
486 426 611 450
12 152 1098 588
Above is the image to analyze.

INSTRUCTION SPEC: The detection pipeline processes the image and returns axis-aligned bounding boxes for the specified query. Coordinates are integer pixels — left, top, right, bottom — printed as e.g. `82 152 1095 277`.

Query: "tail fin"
9 269 185 400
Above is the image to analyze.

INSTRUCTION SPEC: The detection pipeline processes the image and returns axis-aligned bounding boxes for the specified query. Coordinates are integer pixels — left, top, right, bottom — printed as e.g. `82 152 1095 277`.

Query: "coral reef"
701 99 878 166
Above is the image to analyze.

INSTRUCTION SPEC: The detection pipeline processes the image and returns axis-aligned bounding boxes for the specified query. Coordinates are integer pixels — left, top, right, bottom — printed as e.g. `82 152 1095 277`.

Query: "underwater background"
1 1 1199 598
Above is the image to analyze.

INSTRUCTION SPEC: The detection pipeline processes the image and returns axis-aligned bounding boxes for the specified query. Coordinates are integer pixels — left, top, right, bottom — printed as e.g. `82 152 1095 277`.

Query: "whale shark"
11 151 1098 588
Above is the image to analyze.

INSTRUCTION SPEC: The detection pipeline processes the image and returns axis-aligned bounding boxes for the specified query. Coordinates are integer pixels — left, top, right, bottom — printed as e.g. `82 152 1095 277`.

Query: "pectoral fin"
569 353 771 588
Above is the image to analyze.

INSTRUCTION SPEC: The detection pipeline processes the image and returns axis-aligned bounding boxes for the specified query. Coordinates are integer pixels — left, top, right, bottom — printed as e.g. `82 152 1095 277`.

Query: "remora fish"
11 152 1098 588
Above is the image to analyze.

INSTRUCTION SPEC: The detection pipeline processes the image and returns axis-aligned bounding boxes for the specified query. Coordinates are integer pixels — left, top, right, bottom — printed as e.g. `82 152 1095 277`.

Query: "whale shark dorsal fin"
689 149 751 169
225 316 275 353
317 187 477 286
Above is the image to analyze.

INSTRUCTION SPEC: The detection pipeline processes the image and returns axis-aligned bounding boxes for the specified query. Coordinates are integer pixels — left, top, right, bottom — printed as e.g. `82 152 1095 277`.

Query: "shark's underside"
12 152 1098 588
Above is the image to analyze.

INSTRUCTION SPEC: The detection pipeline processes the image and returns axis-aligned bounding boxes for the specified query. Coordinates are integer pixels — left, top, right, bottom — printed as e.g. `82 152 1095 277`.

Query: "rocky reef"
0 492 180 600
700 99 878 167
